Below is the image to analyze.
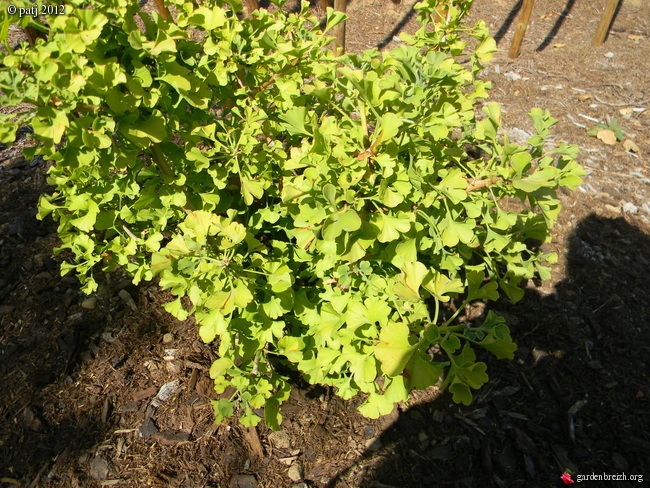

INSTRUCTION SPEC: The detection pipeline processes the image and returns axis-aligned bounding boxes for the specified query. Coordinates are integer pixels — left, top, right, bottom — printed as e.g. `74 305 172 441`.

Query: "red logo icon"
561 472 575 484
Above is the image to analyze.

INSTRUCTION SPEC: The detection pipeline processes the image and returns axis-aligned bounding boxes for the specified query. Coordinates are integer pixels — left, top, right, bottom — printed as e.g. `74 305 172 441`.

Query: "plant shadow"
323 213 650 487
535 0 577 52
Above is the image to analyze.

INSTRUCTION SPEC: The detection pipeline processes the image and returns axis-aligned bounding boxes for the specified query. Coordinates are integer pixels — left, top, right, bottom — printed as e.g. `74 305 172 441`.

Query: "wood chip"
623 139 640 153
151 430 190 446
101 396 111 425
133 386 157 402
0 305 15 315
241 426 265 459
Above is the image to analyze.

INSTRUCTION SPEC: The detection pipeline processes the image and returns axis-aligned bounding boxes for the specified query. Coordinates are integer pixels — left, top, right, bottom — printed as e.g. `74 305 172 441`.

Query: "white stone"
287 462 303 482
622 202 638 214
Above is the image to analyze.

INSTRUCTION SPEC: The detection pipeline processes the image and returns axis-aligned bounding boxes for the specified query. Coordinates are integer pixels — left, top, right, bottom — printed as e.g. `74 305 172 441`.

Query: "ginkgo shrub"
0 0 583 427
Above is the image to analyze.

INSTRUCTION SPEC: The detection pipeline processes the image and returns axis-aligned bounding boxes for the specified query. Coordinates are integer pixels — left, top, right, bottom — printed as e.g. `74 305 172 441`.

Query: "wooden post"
23 27 47 46
593 0 619 46
153 0 172 20
509 0 535 59
332 0 347 53
243 0 259 15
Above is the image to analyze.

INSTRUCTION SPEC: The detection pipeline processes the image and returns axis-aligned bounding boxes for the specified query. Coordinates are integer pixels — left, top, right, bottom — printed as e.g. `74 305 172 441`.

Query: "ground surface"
1 1 649 487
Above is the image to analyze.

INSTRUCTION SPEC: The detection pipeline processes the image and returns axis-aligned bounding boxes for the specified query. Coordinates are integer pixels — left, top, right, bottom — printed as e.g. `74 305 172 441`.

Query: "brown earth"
1 1 649 487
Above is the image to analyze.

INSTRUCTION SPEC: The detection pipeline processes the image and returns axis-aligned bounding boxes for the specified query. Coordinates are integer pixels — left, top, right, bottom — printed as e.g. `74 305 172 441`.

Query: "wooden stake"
593 0 619 46
243 0 259 15
153 0 172 20
509 0 535 59
332 0 347 53
23 27 47 46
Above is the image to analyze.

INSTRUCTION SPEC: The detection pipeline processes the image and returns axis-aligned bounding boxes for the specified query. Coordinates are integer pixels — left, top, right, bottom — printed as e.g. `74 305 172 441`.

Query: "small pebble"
119 289 137 311
364 437 382 452
588 360 603 370
268 431 291 450
89 455 114 480
163 333 174 343
229 474 257 488
504 71 522 82
287 462 304 482
622 201 638 214
81 297 97 309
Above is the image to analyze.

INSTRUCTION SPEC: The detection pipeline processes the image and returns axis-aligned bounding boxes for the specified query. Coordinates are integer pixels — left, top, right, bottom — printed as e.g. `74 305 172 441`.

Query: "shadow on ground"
327 214 650 488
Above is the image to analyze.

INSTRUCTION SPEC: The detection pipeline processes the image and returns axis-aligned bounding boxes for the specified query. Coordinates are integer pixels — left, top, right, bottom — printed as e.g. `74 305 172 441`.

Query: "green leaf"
512 166 559 192
405 354 444 390
189 6 227 30
377 213 412 243
392 261 428 301
278 336 305 363
322 183 337 207
373 112 402 148
475 37 497 63
198 310 228 343
240 410 261 427
375 322 417 377
423 272 464 302
358 392 396 419
466 270 499 301
437 169 468 202
70 200 99 232
441 218 475 247
264 398 282 431
338 209 362 232
241 178 264 205
121 111 167 147
510 152 532 174
279 107 312 136
211 398 234 424
163 298 189 321
390 238 417 269
32 109 69 144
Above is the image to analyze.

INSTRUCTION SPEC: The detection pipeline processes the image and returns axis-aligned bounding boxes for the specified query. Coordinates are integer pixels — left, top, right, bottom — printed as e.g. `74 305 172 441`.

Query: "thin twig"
592 94 650 107
519 67 571 81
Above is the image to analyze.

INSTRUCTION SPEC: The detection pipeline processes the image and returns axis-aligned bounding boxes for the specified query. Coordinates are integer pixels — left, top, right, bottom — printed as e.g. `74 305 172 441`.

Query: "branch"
466 176 502 192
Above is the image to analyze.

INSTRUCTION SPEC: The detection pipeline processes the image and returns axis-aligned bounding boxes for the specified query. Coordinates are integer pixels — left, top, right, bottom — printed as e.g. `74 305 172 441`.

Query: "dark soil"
1 1 649 487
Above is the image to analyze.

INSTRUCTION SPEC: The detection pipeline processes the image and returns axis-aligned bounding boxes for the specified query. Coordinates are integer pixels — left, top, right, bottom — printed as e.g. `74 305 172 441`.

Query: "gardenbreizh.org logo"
561 468 644 484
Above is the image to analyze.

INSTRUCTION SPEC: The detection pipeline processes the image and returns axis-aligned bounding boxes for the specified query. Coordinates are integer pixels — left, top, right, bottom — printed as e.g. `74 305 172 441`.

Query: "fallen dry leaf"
619 108 633 116
597 129 617 145
628 35 643 41
553 43 566 49
623 139 640 153
578 94 592 101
